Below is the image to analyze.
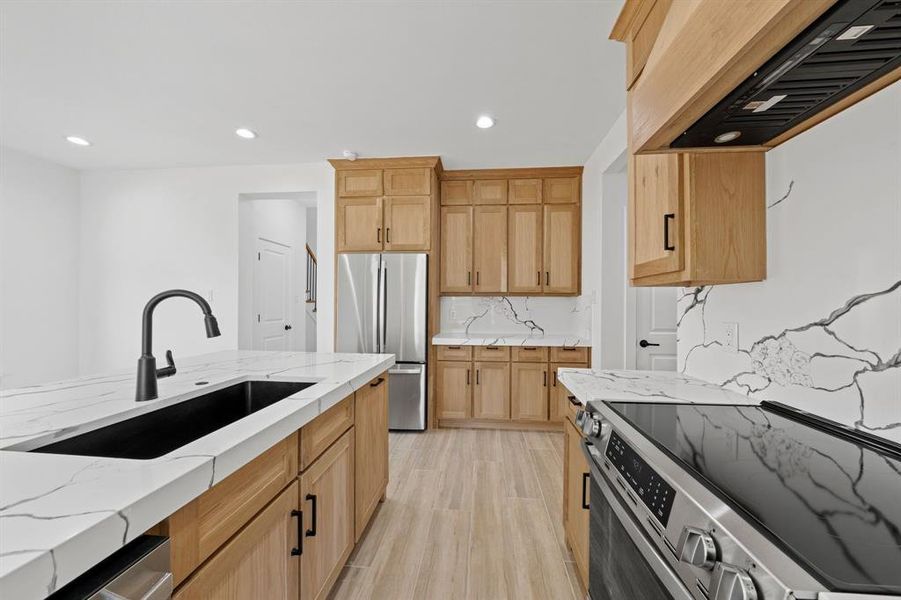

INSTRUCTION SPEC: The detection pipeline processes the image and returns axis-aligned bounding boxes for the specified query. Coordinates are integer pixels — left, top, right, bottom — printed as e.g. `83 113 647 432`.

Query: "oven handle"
581 439 694 600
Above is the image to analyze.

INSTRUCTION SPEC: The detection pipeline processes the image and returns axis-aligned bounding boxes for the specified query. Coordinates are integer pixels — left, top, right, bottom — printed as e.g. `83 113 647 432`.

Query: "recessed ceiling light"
714 130 742 144
475 115 495 129
65 136 91 146
235 128 257 139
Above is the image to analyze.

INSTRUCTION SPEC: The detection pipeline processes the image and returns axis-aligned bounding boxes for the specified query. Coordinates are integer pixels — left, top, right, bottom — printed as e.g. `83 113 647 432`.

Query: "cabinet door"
337 197 383 252
441 180 472 205
543 204 580 294
473 362 510 420
354 375 389 541
384 196 430 251
338 169 383 197
544 177 580 204
300 429 355 600
630 154 683 278
473 179 508 205
473 205 507 293
564 418 590 588
173 482 299 600
440 206 473 293
436 361 471 419
383 168 430 195
508 178 542 204
549 363 584 422
511 362 548 421
508 205 543 293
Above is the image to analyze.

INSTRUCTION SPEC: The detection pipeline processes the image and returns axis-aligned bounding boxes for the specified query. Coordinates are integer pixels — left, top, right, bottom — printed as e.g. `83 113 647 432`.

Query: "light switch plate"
723 322 739 353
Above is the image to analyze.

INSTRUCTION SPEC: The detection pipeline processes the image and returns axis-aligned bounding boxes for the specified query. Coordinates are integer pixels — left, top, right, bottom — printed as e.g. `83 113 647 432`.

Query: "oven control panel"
605 431 676 527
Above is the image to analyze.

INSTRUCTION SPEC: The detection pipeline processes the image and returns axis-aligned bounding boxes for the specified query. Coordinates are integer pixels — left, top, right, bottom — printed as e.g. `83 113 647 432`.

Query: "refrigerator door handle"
381 265 388 353
374 257 382 354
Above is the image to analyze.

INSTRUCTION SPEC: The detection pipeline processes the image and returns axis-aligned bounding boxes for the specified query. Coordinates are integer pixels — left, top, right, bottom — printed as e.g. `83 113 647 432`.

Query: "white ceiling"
0 1 625 171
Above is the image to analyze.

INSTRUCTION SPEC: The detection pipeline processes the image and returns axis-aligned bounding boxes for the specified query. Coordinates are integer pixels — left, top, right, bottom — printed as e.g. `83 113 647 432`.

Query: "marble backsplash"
439 296 591 341
677 84 901 444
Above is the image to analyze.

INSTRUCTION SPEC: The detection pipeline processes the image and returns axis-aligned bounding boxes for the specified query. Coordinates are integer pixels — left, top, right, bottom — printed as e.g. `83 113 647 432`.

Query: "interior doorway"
238 192 318 352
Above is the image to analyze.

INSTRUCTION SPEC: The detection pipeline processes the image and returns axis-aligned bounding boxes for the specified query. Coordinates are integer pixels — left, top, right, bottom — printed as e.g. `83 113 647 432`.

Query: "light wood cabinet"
338 169 382 197
436 361 471 419
336 197 384 252
508 205 543 294
473 205 507 293
299 396 353 471
383 168 430 195
550 346 589 363
173 482 299 600
508 179 542 204
511 346 548 362
436 345 472 361
543 204 580 294
354 375 389 541
441 180 472 205
384 196 431 251
511 362 548 421
473 345 510 362
440 206 473 293
473 179 507 205
563 417 590 589
300 429 355 600
630 152 766 286
549 363 584 422
473 361 510 420
544 177 580 204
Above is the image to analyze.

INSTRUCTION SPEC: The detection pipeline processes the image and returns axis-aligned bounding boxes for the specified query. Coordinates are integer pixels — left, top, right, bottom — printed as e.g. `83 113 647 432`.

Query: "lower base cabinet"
173 482 300 600
563 415 590 590
354 374 389 541
300 429 355 600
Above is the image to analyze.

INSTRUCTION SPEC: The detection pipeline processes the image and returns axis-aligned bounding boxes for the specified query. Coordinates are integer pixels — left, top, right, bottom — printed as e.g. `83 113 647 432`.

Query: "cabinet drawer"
550 346 588 363
338 169 383 197
436 345 473 361
511 346 548 362
473 345 510 361
564 384 583 427
299 395 354 471
167 433 298 585
384 168 431 195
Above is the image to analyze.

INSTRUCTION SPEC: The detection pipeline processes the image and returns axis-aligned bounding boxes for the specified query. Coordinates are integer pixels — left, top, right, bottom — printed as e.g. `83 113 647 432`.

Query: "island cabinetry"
563 412 590 591
354 374 389 541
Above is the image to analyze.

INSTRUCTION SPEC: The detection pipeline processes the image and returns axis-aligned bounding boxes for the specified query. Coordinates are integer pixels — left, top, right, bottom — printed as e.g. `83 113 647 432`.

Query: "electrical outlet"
450 308 457 320
723 322 739 353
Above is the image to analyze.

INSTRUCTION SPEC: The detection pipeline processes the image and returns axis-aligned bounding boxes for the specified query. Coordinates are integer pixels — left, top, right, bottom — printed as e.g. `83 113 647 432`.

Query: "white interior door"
254 238 292 350
632 286 678 371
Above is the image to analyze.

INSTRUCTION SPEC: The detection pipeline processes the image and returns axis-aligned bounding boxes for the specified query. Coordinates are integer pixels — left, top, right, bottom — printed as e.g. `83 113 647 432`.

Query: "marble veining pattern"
432 332 589 348
0 350 394 600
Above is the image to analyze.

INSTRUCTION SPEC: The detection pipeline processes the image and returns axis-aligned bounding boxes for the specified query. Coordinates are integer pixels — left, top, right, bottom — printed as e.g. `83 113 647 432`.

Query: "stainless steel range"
578 400 901 600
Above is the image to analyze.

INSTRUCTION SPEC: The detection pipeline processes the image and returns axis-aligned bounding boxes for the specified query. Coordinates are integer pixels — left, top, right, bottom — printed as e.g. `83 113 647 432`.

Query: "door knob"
639 339 659 348
284 324 293 330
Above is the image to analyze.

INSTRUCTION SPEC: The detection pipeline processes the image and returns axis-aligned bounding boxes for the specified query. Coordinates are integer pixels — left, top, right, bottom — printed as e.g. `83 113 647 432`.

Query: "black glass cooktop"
608 401 901 595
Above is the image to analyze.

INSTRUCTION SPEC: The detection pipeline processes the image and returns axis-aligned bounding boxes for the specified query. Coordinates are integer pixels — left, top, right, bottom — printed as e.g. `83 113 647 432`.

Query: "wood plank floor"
329 428 585 600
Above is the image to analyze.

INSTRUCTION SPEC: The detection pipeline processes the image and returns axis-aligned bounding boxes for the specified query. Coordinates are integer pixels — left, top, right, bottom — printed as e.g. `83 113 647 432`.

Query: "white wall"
78 162 335 375
678 82 901 443
0 147 81 388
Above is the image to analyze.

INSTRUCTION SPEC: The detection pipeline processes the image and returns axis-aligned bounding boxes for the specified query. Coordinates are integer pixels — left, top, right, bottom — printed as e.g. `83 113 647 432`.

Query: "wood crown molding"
327 156 442 171
609 0 658 41
441 166 583 181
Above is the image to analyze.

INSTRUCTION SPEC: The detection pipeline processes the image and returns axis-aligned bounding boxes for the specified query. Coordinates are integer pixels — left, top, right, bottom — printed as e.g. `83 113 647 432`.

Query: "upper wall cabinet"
611 0 901 153
629 152 766 286
439 167 582 296
330 157 441 253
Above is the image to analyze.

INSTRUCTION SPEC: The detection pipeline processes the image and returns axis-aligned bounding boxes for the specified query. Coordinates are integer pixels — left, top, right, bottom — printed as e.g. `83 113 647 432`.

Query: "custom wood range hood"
612 0 901 153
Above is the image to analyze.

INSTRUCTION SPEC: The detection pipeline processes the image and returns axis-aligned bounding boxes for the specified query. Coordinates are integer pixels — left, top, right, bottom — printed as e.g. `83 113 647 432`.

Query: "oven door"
585 446 693 600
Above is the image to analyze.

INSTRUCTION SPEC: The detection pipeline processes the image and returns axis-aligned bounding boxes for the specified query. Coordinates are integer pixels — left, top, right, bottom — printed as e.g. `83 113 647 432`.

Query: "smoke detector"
342 150 358 161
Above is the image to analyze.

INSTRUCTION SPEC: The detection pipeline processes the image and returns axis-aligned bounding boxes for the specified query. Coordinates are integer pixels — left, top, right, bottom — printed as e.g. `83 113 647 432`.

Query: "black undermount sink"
31 380 313 460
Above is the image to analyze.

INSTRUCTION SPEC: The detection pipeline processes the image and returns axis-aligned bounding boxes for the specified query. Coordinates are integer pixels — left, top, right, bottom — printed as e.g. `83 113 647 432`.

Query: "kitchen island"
0 350 394 600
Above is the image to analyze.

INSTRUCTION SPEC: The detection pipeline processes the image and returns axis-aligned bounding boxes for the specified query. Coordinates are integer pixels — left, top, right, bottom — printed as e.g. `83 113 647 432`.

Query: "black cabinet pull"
476 369 480 385
386 227 391 243
449 346 462 350
553 372 557 387
663 213 675 251
377 228 381 243
567 395 580 407
476 271 480 286
290 509 303 556
370 377 385 387
639 339 660 348
537 271 541 286
467 271 471 285
466 369 470 385
581 473 590 509
305 494 317 537
543 371 547 387
545 271 550 286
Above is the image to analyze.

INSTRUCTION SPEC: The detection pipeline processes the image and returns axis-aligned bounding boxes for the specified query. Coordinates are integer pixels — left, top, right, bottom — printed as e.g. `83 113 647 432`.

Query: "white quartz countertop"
557 368 755 406
0 350 395 600
432 332 590 348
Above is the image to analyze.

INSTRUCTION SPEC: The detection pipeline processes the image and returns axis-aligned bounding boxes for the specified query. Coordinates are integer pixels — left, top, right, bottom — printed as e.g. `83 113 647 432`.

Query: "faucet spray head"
204 315 221 338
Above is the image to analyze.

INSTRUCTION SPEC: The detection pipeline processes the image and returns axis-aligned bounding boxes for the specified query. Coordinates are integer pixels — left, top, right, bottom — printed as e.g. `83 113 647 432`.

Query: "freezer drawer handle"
388 368 422 375
370 377 385 388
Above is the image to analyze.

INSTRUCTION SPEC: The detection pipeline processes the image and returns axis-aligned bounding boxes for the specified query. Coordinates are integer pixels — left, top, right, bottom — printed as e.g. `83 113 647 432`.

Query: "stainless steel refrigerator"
336 253 427 431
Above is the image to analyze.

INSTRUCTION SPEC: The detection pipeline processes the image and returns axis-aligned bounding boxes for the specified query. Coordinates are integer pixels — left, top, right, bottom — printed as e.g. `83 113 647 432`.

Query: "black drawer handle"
543 371 547 387
553 372 557 387
449 346 462 350
370 377 385 387
386 227 391 243
291 509 303 556
305 494 317 537
377 228 381 243
476 369 480 385
567 395 580 407
522 347 537 351
581 473 590 509
664 213 675 251
466 369 470 385
562 347 577 352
